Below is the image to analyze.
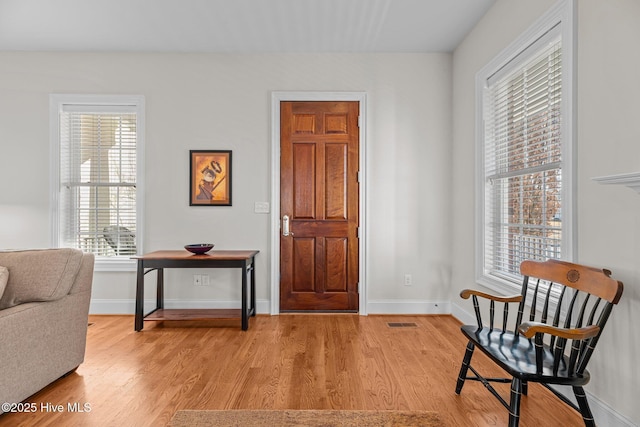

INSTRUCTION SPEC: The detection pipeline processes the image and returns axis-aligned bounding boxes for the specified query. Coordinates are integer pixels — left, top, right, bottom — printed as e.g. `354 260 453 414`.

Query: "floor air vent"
387 322 418 328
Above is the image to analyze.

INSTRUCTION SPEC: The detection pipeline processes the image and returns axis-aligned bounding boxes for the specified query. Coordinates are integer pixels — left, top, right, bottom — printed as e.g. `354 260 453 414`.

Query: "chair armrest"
518 321 601 340
460 289 522 303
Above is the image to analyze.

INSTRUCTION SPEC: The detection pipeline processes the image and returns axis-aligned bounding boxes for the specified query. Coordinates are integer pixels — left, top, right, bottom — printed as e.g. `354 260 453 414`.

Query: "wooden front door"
280 101 359 311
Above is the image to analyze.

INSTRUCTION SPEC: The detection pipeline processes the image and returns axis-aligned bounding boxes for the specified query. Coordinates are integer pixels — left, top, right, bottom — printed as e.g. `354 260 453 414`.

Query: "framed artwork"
189 150 232 206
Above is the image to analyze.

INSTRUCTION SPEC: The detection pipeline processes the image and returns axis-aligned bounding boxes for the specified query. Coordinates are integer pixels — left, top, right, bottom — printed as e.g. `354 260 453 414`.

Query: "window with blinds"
477 2 574 292
51 95 144 265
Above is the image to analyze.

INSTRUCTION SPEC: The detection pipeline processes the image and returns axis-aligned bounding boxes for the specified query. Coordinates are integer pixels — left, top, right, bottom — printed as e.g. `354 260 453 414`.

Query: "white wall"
576 1 640 424
0 52 453 314
452 0 640 424
1 1 638 423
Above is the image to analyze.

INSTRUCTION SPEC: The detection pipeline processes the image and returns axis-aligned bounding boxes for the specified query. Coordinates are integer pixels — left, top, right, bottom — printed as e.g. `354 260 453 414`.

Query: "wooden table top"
133 250 259 260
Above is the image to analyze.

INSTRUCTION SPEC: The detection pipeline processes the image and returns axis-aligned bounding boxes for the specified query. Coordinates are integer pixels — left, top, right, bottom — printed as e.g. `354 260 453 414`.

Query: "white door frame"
270 91 368 315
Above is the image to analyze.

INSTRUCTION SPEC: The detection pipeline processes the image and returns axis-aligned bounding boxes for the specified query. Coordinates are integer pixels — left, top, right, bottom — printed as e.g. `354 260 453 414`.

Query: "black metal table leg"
135 259 145 331
250 257 256 317
241 263 248 330
157 268 164 310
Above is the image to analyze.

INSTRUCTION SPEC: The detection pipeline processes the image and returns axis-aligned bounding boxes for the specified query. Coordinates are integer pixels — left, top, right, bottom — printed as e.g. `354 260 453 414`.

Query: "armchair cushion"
0 249 84 309
0 266 7 299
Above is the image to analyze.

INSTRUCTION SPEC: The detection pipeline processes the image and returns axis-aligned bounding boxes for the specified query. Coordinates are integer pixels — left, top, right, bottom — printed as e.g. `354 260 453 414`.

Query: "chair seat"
461 325 591 386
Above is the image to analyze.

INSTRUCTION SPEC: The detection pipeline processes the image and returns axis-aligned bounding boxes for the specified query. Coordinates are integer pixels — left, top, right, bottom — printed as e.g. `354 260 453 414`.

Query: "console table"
134 250 259 331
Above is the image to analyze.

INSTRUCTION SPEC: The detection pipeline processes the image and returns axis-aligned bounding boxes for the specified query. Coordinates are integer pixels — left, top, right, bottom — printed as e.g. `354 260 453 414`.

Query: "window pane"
483 37 563 284
59 110 138 257
486 170 562 278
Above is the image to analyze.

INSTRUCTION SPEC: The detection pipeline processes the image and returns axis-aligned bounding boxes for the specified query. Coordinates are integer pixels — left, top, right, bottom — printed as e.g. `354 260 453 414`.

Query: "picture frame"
189 150 232 206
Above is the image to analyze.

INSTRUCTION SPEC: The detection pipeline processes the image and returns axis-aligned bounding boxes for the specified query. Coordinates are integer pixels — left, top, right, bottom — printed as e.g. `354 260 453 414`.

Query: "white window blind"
481 29 566 286
53 99 142 260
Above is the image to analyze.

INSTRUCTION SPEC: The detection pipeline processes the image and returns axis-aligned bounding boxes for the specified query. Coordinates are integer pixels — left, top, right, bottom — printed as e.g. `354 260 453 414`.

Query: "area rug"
168 409 443 427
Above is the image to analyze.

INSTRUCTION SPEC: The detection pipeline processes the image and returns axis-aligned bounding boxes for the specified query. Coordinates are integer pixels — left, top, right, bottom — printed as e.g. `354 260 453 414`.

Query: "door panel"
280 101 359 311
293 144 316 219
325 143 347 220
325 237 347 292
292 238 315 292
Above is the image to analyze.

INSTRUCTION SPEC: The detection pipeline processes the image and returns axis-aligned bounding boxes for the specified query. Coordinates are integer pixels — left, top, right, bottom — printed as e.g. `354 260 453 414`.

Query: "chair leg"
508 378 522 427
573 386 596 427
455 341 475 394
522 381 528 396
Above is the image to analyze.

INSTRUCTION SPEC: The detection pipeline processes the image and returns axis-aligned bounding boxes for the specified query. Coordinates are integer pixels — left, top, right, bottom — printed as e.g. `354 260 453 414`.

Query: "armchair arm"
518 321 600 340
460 289 522 303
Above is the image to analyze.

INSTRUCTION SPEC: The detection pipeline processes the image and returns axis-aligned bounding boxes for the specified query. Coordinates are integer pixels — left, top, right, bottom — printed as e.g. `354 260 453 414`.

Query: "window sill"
476 275 522 297
477 272 563 316
94 257 137 272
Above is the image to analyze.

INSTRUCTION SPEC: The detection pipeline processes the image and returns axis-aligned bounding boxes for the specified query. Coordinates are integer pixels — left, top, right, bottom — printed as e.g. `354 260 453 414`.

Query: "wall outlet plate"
254 202 270 213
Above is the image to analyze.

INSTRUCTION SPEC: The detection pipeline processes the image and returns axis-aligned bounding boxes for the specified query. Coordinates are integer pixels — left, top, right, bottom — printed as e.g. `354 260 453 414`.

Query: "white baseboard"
588 392 637 427
365 299 451 315
450 301 477 325
90 298 452 316
450 303 635 427
89 298 271 315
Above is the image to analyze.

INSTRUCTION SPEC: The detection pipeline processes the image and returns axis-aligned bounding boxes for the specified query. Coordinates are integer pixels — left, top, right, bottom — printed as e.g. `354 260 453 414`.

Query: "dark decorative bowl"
184 243 214 254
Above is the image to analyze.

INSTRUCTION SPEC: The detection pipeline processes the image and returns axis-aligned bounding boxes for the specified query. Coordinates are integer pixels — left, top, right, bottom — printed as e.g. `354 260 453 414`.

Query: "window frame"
50 94 145 271
475 0 576 295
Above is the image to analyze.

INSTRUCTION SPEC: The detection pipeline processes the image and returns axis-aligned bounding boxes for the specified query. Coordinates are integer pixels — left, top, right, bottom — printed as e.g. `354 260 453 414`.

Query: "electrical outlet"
404 274 412 286
193 274 202 286
201 274 210 286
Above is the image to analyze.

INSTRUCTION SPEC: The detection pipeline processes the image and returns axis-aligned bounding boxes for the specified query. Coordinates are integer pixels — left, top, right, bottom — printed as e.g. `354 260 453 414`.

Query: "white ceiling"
0 0 495 53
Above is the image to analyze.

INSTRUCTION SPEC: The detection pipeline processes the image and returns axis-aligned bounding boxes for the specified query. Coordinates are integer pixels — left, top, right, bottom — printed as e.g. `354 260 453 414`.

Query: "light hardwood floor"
0 315 584 426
